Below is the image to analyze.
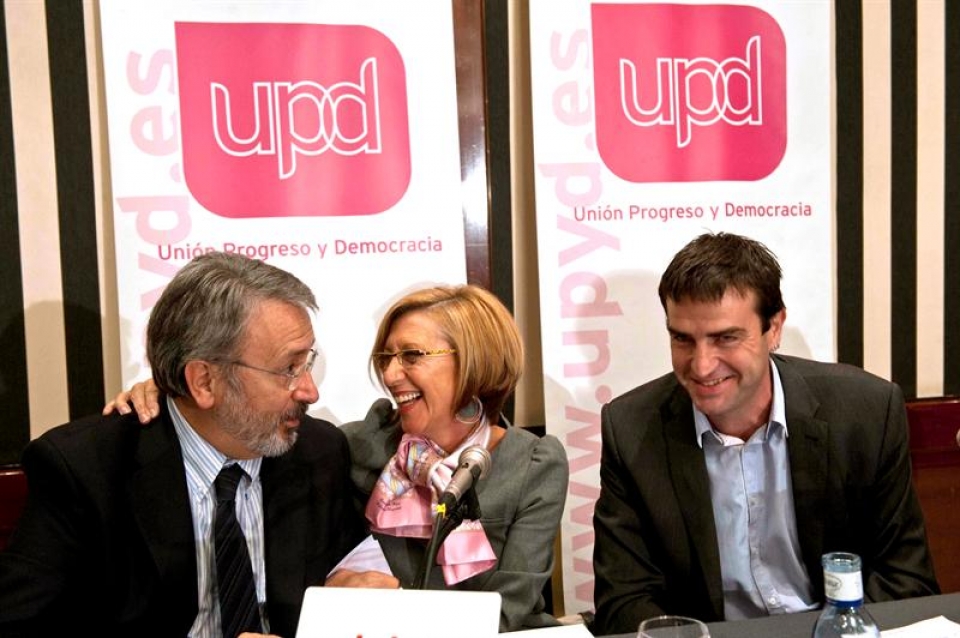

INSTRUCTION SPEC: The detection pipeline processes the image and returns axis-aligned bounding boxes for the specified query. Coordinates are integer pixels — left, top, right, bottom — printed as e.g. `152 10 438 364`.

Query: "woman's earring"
455 396 484 424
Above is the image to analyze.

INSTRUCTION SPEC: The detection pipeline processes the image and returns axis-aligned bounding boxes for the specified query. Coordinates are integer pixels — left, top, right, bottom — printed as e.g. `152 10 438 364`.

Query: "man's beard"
217 385 308 457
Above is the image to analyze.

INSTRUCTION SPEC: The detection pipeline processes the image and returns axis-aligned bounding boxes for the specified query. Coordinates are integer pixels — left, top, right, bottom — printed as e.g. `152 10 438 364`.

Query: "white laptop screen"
295 586 502 638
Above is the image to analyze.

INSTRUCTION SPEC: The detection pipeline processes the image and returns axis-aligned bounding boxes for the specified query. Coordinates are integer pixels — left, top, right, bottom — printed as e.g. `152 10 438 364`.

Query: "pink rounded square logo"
591 4 787 183
175 22 410 217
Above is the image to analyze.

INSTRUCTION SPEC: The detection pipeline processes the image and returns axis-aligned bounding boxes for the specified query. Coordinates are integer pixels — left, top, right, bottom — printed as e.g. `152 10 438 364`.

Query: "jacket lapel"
776 356 829 586
262 451 311 627
662 388 725 619
128 404 198 618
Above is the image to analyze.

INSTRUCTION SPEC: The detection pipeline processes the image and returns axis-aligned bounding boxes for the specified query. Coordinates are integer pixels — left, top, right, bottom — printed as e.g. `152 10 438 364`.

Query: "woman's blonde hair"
370 285 523 424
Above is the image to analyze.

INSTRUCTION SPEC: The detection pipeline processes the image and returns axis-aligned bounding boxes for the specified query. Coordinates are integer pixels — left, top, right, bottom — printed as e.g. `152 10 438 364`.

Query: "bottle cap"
822 552 864 604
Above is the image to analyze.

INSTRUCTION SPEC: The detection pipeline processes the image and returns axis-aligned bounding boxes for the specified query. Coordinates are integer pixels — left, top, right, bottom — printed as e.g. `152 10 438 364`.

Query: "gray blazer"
592 354 940 635
341 399 569 632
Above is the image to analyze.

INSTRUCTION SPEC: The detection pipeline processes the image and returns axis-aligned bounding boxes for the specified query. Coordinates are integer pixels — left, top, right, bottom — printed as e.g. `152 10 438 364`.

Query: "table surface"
602 592 960 638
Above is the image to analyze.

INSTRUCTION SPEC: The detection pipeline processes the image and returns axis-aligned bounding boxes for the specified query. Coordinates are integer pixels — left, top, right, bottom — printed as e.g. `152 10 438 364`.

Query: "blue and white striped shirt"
169 397 268 637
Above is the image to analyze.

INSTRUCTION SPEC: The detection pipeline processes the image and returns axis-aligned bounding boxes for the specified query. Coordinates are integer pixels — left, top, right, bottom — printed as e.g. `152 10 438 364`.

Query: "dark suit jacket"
592 354 940 635
0 399 364 637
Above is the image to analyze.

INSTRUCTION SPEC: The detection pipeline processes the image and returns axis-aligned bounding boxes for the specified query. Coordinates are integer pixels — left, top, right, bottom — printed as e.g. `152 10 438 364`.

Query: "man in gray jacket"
593 232 939 635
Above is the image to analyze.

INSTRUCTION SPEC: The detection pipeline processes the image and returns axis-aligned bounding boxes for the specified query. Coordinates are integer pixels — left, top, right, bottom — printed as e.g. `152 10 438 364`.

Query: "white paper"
882 616 960 638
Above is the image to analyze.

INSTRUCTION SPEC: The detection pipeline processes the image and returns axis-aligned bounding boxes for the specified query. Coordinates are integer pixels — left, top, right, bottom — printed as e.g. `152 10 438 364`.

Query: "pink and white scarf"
365 421 497 585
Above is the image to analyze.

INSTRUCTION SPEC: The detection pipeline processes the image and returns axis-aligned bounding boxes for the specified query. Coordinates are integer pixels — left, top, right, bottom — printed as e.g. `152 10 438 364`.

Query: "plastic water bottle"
812 552 880 638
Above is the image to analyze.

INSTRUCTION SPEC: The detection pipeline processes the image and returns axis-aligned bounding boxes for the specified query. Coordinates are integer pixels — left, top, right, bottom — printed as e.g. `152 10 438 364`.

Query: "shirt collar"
168 396 263 495
694 358 788 448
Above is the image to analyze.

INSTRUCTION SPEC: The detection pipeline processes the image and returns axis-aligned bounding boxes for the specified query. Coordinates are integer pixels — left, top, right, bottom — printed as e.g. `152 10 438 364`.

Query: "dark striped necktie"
214 464 262 637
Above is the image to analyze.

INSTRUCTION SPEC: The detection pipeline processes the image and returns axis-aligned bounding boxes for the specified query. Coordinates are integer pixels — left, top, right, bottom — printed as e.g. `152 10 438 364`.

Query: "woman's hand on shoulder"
102 378 161 424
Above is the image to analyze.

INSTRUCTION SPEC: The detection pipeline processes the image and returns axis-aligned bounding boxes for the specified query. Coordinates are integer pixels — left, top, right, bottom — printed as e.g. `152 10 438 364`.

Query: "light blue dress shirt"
168 397 268 637
693 359 817 619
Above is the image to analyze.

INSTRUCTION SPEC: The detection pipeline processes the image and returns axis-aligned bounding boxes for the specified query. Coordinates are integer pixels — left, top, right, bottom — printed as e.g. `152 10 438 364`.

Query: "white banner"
100 0 466 424
529 0 834 612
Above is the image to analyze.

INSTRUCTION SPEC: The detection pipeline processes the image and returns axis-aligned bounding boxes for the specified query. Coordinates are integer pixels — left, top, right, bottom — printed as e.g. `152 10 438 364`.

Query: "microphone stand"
411 487 482 590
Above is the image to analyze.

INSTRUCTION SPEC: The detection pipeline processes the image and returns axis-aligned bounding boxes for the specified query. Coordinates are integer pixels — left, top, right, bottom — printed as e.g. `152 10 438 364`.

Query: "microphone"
438 446 491 512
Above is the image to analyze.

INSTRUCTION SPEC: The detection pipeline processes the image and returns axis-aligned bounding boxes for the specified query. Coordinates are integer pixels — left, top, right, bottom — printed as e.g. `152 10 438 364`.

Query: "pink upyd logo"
591 4 787 182
175 22 410 218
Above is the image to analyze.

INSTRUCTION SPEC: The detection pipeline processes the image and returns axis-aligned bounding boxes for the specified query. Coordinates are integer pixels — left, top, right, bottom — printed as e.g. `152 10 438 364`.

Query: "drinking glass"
637 615 710 638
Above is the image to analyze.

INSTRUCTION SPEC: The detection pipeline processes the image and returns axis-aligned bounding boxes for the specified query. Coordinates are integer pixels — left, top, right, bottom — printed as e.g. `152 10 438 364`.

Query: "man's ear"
183 360 218 409
768 307 787 348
